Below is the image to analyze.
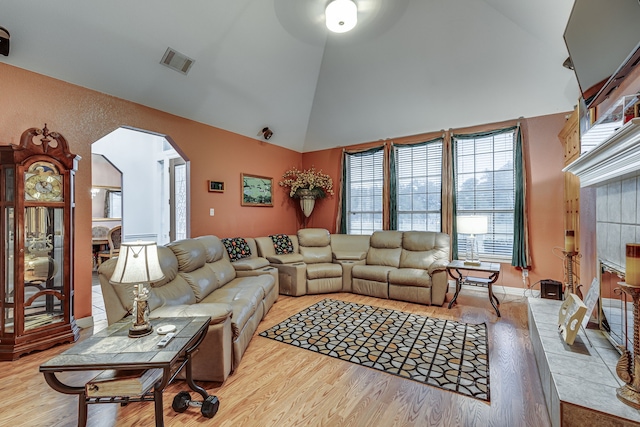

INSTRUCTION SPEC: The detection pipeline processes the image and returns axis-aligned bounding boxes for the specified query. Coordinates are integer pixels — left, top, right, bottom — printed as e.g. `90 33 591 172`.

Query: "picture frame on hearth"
241 173 273 207
208 180 225 193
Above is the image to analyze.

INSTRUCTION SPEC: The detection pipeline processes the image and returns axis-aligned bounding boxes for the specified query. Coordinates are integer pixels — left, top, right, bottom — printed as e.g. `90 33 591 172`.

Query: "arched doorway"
91 127 189 249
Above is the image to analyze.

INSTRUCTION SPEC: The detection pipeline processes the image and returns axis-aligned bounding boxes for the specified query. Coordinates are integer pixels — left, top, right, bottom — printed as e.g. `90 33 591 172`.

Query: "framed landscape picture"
241 173 273 207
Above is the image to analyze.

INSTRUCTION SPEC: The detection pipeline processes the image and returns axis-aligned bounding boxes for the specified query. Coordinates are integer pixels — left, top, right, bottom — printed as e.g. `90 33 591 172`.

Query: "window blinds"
346 149 384 234
455 130 515 259
395 140 443 232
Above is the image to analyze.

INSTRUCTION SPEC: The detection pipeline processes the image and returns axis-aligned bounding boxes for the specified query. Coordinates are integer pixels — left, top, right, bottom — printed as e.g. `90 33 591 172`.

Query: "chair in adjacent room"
92 225 110 267
97 225 122 266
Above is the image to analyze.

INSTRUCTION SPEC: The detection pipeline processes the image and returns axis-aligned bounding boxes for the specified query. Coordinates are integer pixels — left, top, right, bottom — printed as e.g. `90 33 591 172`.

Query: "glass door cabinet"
0 125 79 360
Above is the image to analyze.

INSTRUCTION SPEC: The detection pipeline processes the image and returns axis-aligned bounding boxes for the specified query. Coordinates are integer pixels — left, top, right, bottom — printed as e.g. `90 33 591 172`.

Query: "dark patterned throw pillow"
270 234 294 255
221 237 251 262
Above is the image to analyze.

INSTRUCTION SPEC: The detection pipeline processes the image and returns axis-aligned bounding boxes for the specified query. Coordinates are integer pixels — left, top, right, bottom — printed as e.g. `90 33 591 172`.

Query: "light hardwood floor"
0 285 550 427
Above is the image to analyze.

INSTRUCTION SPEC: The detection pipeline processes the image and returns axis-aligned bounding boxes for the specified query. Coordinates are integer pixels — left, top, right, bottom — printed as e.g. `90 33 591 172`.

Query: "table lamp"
109 241 164 337
457 215 488 266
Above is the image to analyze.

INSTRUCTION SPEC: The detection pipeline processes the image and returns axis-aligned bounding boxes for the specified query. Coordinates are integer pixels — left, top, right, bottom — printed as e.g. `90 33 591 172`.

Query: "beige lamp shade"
457 216 488 235
109 241 165 285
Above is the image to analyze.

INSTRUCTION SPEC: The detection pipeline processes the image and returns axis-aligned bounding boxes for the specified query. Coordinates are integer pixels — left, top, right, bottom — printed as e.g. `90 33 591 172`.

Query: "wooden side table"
447 260 502 317
40 316 214 427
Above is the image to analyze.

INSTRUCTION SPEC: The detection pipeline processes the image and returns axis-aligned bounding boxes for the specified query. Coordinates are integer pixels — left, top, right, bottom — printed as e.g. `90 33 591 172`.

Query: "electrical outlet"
209 208 215 216
522 269 529 277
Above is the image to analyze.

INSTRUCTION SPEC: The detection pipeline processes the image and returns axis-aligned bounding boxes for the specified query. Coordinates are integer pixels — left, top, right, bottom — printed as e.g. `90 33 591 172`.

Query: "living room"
2 1 640 426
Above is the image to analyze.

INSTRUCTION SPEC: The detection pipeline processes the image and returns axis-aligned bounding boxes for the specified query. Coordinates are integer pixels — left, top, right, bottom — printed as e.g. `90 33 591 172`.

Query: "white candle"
626 244 640 286
565 230 575 253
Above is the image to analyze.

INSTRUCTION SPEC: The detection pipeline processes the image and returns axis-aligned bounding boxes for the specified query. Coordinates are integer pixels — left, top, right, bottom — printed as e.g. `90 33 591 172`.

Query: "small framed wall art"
208 180 225 193
241 173 273 207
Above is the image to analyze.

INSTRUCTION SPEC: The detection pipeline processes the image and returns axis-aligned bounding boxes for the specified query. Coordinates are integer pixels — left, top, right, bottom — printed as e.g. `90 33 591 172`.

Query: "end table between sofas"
447 260 501 317
39 316 213 427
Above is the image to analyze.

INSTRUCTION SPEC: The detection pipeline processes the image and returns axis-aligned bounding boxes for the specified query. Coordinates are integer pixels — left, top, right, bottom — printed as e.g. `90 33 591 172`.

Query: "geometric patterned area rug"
259 299 490 401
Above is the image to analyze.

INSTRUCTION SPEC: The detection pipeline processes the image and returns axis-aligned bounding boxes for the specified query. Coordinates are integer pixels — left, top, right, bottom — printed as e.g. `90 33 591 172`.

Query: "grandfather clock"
0 125 80 360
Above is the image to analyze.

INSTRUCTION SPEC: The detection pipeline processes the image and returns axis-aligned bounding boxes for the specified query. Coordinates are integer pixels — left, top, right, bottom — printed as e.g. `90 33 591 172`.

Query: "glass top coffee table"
447 260 502 317
40 316 215 427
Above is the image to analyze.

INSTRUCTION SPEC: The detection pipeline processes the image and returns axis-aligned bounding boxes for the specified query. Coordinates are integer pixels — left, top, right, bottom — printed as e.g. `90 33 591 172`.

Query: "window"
346 148 384 234
454 130 515 259
107 190 122 219
395 139 443 231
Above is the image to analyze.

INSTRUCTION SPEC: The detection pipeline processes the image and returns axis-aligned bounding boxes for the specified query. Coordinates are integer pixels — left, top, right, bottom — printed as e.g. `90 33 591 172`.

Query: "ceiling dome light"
325 0 358 33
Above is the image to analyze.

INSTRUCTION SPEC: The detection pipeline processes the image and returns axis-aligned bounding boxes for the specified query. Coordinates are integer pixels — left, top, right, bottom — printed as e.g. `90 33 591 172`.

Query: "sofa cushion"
243 274 276 298
300 246 332 264
221 237 252 262
403 231 436 251
270 234 294 254
148 275 197 308
367 247 402 267
366 231 403 267
352 264 397 282
202 278 267 337
206 259 237 288
179 267 218 303
167 239 207 273
297 228 331 247
400 250 437 270
231 257 269 271
400 231 450 269
195 235 226 263
150 246 179 288
306 263 342 280
370 230 403 249
331 233 370 250
388 268 433 287
266 253 304 264
332 251 367 261
150 302 232 326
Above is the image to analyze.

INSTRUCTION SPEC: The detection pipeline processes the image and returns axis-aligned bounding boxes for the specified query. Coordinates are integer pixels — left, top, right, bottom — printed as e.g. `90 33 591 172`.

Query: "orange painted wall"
0 63 302 320
0 61 571 322
303 114 568 289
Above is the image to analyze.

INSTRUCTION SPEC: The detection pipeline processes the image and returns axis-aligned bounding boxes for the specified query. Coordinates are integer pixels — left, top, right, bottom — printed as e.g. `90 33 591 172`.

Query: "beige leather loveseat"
98 235 278 383
254 228 450 306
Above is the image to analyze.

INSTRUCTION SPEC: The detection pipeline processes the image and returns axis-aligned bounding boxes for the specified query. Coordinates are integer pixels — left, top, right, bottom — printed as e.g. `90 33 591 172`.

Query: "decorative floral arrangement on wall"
278 167 334 199
278 167 334 217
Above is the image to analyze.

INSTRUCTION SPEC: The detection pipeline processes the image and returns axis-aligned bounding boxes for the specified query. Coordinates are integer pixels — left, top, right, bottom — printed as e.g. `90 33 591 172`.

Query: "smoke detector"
160 47 195 75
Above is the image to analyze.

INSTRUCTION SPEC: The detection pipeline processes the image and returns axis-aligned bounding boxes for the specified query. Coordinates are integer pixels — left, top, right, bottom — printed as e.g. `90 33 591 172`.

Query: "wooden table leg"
447 268 462 309
154 388 164 427
184 328 210 400
487 272 501 317
43 372 88 427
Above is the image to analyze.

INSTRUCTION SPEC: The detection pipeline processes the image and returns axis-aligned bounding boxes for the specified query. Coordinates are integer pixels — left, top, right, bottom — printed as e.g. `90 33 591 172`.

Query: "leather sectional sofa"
98 235 278 383
255 229 450 306
98 228 450 383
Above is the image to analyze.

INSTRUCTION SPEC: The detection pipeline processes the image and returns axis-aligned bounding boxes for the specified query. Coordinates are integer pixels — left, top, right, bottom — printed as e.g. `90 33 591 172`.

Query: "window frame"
393 138 444 232
453 128 516 262
344 147 385 235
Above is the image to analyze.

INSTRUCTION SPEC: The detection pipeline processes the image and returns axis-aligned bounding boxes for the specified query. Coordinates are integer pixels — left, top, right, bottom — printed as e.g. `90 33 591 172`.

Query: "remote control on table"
157 332 176 347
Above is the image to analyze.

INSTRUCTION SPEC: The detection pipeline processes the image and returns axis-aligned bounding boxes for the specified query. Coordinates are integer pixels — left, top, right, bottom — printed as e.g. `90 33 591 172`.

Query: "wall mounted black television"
564 0 640 107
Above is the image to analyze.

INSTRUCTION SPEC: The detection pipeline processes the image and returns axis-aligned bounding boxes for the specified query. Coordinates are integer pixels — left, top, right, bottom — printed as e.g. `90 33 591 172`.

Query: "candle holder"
616 282 640 409
563 250 579 296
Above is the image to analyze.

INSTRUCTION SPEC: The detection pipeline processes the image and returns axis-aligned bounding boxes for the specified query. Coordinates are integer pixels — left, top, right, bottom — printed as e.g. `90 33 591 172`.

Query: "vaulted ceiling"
0 0 578 152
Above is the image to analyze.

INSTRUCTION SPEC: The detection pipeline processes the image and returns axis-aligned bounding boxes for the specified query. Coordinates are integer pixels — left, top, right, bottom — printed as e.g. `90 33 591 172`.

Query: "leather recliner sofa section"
254 228 451 306
98 235 278 383
297 228 343 294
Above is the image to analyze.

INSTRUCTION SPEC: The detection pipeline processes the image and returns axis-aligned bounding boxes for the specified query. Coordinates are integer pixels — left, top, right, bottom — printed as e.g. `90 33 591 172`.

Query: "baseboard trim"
76 316 94 329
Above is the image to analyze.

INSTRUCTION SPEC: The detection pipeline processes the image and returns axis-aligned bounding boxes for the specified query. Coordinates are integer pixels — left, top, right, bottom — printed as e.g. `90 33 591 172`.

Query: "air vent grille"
160 47 194 75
